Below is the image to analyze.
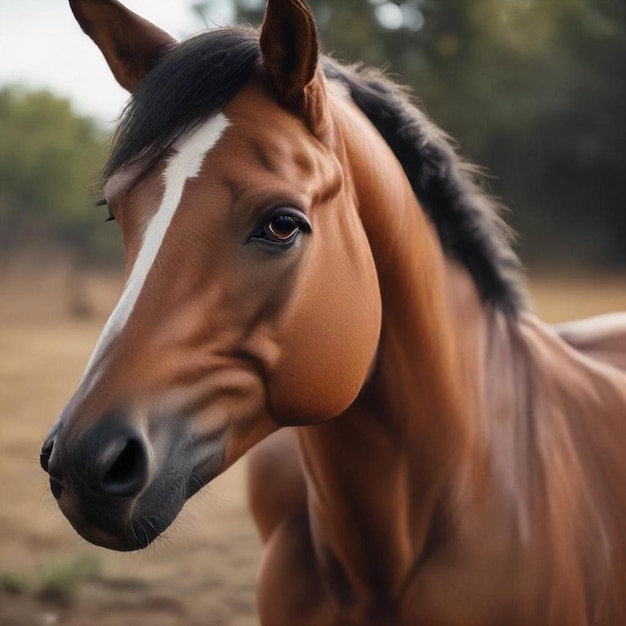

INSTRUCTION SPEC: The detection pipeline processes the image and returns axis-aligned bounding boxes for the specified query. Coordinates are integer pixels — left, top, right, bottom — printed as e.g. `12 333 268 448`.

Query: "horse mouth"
54 476 188 551
68 512 173 552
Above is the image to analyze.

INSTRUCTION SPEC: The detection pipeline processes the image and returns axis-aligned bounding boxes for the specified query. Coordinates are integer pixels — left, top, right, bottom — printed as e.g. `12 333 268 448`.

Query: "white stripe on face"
82 114 230 380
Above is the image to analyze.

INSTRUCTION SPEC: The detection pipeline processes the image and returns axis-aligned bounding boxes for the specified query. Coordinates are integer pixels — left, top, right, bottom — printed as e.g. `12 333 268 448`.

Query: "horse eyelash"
94 196 116 222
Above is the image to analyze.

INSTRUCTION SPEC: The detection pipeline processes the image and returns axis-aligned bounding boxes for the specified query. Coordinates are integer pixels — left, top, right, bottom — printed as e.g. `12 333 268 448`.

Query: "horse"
40 0 626 623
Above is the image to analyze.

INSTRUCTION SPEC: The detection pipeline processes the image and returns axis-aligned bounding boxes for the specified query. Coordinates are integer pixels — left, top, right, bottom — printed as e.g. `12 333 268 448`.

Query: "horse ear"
69 0 177 93
260 0 321 116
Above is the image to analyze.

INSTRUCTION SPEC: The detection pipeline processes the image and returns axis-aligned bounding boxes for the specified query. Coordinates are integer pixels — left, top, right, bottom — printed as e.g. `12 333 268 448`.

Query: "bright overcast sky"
0 0 237 126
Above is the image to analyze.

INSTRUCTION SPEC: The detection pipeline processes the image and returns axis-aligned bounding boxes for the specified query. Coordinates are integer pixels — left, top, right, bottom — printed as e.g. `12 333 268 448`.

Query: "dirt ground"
1 255 625 625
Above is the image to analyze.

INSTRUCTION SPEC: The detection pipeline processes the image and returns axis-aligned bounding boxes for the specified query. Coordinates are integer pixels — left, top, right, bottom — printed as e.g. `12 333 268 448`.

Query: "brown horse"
41 0 626 624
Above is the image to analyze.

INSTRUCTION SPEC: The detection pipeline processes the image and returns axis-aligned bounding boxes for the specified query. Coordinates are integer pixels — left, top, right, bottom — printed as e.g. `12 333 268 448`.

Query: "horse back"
556 312 626 371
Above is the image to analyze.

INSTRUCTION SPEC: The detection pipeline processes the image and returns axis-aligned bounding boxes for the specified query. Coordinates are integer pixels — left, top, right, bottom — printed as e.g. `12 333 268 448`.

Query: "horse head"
40 0 382 551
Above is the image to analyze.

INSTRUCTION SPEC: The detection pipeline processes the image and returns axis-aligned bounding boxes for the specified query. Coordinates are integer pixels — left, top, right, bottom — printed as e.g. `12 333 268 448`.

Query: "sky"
0 0 236 125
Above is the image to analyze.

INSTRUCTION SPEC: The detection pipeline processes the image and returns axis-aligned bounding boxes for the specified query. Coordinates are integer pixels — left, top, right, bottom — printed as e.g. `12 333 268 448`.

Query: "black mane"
323 60 525 314
105 28 525 315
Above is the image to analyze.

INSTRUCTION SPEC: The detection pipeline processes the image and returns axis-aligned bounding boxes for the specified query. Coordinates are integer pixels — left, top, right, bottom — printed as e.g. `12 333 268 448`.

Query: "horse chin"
63 497 186 552
68 520 155 552
56 473 192 552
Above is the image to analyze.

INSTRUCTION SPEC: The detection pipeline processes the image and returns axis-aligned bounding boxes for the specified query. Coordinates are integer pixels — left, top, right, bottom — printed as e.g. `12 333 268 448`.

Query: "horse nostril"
40 438 54 473
42 437 65 500
98 437 148 497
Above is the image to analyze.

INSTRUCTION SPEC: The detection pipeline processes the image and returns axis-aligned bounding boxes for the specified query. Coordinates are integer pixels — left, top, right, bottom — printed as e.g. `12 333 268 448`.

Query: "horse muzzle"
40 411 225 551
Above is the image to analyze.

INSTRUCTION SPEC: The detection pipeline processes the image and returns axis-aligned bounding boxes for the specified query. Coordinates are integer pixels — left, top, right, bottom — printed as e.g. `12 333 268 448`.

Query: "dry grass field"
1 256 625 625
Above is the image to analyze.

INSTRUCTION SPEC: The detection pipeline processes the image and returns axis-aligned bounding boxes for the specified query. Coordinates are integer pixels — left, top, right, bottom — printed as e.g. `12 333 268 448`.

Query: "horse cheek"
270 236 381 425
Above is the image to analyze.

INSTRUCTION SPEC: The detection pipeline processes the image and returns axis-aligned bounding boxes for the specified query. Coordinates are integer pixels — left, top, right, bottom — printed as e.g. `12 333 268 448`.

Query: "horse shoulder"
246 428 307 541
256 509 339 626
247 429 337 625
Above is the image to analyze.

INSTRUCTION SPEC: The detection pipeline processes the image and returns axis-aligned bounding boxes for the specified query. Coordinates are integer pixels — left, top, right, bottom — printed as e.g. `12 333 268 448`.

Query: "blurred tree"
193 0 626 268
464 0 626 266
0 86 119 264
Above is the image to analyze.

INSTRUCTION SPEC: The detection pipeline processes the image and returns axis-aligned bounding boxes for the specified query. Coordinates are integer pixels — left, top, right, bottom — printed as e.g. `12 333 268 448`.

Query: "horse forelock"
104 26 525 316
103 28 260 183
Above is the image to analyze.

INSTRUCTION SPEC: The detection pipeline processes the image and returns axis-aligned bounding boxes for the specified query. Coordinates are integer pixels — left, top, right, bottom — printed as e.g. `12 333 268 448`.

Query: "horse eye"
249 211 311 248
265 215 300 242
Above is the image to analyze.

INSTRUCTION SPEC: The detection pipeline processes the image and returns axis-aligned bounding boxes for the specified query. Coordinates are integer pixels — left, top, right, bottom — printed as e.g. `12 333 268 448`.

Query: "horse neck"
295 90 626 609
295 96 501 603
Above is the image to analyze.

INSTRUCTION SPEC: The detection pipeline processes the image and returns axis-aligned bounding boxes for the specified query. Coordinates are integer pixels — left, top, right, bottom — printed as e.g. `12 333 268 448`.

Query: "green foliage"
0 555 102 606
195 0 626 267
0 571 29 594
0 86 119 263
36 555 102 605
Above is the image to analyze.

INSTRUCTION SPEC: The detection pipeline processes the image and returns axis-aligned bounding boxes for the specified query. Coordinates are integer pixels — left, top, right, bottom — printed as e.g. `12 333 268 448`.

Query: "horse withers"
41 0 626 623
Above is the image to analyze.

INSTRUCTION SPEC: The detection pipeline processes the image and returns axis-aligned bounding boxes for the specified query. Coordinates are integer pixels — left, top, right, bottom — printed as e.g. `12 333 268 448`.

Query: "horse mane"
104 28 526 316
323 60 526 315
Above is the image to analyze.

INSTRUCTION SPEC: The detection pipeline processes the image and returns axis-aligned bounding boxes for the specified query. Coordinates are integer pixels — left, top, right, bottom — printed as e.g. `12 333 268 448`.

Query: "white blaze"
82 114 230 380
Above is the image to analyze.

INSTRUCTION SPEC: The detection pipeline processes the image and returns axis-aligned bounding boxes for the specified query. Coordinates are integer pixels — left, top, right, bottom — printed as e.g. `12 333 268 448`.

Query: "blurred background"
2 0 626 271
1 1 625 624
